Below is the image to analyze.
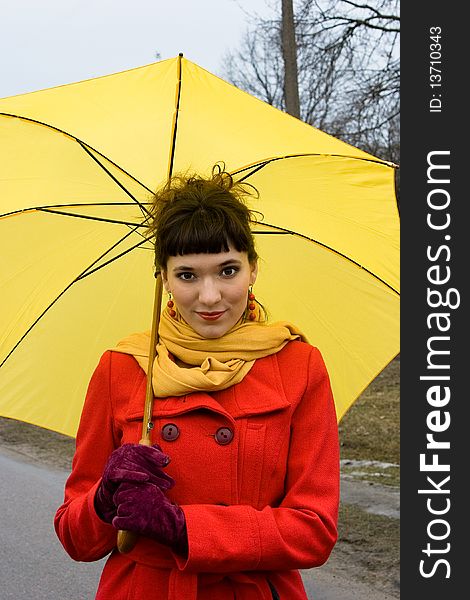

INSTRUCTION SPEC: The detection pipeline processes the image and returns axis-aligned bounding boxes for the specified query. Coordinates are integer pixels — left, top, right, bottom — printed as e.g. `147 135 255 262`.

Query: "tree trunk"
281 0 300 118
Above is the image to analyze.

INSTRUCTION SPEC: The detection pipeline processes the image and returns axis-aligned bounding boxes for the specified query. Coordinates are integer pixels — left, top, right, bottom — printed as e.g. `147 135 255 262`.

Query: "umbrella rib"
38 207 148 229
232 153 399 178
257 222 399 296
236 161 271 182
0 228 149 369
252 230 291 234
167 53 183 181
77 142 152 218
0 111 155 192
75 237 153 281
1 203 151 220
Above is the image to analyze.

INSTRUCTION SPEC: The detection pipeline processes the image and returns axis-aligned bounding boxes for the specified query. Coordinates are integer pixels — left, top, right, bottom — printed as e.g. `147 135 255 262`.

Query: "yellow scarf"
112 304 306 397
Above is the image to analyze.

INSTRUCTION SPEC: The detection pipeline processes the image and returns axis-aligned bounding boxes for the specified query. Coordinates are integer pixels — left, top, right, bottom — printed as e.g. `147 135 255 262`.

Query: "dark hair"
148 164 260 270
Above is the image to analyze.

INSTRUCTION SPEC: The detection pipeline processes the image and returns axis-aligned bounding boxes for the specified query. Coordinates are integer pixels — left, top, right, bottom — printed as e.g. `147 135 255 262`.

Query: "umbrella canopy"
0 55 399 437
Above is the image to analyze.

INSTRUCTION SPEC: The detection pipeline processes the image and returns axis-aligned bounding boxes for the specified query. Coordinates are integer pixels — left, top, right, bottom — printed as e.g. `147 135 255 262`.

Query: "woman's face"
162 246 258 338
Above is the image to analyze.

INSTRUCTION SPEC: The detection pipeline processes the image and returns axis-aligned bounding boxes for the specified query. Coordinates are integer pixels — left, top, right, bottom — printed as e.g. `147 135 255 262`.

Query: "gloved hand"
94 444 174 523
113 481 188 554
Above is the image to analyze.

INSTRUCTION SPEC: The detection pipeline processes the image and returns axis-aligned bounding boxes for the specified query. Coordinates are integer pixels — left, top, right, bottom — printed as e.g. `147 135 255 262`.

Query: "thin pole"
117 53 183 554
117 274 163 553
140 273 163 445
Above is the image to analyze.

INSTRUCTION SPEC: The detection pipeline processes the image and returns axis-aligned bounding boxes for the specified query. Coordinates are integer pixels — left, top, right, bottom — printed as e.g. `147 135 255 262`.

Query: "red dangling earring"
247 286 256 321
167 292 176 318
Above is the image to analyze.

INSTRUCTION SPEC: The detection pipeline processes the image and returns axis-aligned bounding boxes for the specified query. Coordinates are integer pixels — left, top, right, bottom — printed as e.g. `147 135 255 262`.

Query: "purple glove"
113 482 188 554
94 444 174 523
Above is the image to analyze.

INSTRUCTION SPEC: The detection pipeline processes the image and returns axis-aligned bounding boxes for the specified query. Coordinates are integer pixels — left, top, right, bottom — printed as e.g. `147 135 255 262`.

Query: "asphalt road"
0 448 105 599
0 447 397 599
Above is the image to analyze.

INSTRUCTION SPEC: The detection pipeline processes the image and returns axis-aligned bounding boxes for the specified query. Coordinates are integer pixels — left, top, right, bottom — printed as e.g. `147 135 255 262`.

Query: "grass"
338 354 400 487
334 503 400 595
330 354 400 597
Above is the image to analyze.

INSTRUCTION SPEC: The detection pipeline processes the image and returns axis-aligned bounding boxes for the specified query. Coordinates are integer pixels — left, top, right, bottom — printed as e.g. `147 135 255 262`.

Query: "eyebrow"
172 259 242 272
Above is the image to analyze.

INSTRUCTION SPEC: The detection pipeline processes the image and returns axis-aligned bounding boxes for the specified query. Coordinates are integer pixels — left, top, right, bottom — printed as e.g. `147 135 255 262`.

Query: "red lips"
197 311 225 321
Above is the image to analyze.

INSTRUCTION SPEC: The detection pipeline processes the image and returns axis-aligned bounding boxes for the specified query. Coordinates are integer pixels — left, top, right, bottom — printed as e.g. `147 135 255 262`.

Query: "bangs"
163 211 250 257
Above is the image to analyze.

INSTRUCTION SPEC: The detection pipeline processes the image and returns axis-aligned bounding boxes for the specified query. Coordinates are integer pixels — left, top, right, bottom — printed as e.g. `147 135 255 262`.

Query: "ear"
249 260 258 286
161 269 170 292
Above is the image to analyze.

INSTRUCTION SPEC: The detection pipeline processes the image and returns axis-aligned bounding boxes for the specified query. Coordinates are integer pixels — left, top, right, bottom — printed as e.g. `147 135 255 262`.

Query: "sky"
0 0 276 98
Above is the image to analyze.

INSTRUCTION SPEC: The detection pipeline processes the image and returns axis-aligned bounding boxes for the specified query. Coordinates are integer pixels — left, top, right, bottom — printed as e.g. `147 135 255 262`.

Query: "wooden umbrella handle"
116 437 152 553
117 274 163 554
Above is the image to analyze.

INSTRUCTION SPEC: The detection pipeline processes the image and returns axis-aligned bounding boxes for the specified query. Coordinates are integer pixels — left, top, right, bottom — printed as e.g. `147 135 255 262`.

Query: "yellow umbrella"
0 55 399 438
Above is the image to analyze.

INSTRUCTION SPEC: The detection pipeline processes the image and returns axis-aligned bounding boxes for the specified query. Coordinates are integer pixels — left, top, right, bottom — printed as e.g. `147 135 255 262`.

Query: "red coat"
54 340 339 599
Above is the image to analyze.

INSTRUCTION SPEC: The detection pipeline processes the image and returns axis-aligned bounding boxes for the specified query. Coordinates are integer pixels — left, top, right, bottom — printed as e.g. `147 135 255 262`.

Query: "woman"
54 166 340 600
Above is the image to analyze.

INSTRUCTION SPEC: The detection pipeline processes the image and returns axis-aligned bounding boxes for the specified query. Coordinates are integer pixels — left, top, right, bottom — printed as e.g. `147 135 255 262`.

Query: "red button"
161 423 179 441
215 427 234 445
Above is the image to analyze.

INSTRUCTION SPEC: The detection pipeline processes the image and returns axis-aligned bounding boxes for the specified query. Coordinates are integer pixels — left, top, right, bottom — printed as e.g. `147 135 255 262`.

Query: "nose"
198 278 222 306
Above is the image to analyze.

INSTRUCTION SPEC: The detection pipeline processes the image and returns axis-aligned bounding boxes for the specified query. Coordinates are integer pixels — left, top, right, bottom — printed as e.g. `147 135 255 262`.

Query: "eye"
177 272 195 281
221 266 239 277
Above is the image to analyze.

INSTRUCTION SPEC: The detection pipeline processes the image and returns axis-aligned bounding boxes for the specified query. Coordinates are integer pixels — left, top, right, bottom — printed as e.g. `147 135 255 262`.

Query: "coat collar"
125 352 291 422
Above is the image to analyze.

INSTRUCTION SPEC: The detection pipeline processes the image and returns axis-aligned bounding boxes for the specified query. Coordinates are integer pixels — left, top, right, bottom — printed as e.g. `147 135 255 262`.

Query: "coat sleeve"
54 351 122 562
175 345 340 573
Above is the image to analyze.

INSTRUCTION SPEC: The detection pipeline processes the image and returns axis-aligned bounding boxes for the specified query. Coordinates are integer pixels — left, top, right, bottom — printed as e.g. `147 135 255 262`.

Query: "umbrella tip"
179 52 184 57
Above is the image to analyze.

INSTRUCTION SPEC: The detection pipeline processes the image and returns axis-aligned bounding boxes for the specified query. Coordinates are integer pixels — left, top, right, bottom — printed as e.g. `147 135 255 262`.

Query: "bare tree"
282 0 301 118
224 0 399 163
